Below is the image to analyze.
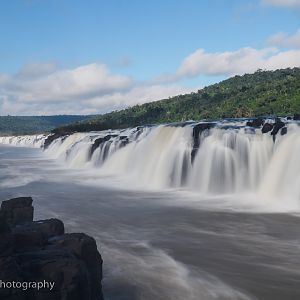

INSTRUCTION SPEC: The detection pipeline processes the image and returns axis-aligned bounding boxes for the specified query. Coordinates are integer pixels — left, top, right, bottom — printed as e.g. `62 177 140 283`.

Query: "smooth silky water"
1 121 300 300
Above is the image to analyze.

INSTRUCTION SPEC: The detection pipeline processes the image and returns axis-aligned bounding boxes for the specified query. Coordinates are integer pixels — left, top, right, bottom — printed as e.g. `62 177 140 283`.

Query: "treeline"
0 115 93 135
54 67 300 134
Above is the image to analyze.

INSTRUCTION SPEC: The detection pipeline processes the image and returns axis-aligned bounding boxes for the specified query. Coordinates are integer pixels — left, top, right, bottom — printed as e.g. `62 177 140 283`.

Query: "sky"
0 0 299 116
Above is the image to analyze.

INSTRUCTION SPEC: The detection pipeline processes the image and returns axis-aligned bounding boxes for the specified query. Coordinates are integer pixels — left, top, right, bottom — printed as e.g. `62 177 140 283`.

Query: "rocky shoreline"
0 197 104 300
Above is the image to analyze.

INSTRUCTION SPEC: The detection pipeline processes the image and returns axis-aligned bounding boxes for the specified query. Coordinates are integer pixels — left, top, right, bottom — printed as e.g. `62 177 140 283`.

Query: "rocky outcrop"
246 118 264 128
191 122 215 162
0 197 104 300
44 133 70 149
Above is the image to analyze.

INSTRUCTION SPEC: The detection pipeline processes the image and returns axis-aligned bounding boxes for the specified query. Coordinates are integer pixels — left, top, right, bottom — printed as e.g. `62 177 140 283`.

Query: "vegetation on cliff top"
54 68 300 134
0 115 93 135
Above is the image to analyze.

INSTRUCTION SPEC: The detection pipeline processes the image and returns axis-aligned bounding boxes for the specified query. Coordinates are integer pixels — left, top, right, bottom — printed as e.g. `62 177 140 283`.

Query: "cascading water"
1 119 300 202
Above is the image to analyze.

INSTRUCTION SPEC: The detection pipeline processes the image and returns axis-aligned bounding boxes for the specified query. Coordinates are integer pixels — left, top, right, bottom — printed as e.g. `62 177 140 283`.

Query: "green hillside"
54 68 300 134
0 115 94 135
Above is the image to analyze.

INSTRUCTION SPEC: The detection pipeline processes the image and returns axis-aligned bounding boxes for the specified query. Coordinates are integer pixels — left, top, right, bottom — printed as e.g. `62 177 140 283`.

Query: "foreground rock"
0 197 104 300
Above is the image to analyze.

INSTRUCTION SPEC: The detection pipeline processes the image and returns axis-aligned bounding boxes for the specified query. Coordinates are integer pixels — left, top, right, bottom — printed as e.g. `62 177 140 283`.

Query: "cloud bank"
0 63 193 115
175 47 300 78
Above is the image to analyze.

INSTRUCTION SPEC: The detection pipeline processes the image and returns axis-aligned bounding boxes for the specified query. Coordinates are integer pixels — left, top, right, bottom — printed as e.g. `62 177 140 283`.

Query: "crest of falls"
1 119 300 202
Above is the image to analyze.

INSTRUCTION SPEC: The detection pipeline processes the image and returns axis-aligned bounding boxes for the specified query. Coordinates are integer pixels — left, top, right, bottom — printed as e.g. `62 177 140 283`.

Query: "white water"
1 121 300 206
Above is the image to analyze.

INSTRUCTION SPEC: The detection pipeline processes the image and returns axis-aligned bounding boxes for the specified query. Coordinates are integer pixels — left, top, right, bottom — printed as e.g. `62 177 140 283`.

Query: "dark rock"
43 133 69 149
0 198 104 300
0 257 25 299
49 233 103 300
12 219 64 253
15 219 64 238
90 135 112 157
0 233 14 256
293 114 300 121
1 197 34 226
246 118 264 127
17 249 91 300
0 212 11 234
281 127 288 136
192 123 215 162
262 123 273 134
271 119 285 136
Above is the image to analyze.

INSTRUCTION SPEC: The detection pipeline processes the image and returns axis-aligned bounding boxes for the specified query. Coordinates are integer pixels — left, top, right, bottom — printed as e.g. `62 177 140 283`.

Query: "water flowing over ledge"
1 118 300 204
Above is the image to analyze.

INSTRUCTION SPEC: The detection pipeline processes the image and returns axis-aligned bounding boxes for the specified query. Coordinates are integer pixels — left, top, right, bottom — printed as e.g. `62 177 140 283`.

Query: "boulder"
17 249 91 300
0 211 11 234
271 119 285 136
261 123 273 134
0 257 25 300
49 233 103 300
293 114 300 121
0 198 104 300
281 127 288 136
1 197 34 226
246 118 264 128
192 123 215 162
43 133 69 149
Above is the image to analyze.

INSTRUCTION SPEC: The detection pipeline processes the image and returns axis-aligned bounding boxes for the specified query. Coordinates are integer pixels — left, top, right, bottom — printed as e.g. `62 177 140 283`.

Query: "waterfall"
1 119 300 201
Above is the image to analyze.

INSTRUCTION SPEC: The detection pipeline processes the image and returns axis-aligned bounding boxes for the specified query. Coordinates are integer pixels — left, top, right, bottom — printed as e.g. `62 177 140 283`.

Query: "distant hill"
53 67 300 134
0 115 94 135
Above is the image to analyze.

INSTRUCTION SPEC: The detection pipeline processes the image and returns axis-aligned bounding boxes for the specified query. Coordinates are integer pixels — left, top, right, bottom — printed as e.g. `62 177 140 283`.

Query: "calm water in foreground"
1 145 300 300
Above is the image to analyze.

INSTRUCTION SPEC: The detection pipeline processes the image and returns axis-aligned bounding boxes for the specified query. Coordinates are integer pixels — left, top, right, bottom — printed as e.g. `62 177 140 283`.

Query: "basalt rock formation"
0 197 104 300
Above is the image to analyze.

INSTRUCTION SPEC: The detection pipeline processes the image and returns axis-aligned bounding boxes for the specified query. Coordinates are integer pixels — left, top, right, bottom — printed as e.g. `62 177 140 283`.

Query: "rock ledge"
0 197 104 300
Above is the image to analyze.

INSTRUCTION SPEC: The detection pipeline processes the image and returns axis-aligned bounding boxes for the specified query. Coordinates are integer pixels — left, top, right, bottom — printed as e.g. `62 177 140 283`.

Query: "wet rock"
1 197 34 226
261 123 273 134
49 233 103 300
0 198 104 300
0 212 11 234
90 135 112 157
0 257 25 300
246 118 264 128
17 249 91 300
271 119 285 136
281 127 288 136
293 114 300 121
44 133 69 149
192 123 215 162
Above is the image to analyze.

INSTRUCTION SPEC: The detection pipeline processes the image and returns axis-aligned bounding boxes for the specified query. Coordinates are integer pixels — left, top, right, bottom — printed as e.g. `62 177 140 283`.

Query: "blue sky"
0 0 299 115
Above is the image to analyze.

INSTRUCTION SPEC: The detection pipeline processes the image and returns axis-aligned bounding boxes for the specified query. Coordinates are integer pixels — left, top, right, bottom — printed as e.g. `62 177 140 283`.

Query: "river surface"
1 144 300 300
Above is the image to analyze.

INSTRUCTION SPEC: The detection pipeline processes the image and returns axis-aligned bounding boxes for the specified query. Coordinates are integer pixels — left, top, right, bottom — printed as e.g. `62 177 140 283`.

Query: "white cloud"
0 63 194 115
174 47 300 78
268 29 300 49
262 0 300 7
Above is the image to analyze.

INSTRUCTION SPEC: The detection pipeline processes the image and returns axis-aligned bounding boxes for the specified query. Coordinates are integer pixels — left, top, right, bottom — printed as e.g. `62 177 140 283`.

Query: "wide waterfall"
1 119 300 202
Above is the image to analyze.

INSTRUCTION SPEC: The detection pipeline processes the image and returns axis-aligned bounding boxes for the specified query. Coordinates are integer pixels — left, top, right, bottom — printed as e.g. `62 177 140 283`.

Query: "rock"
17 249 91 300
0 257 25 300
15 219 64 237
0 198 104 300
43 133 69 149
246 118 264 127
0 211 11 234
49 233 103 300
271 119 285 136
90 135 112 157
293 114 300 121
262 123 273 134
281 127 288 136
192 123 215 162
1 197 34 226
